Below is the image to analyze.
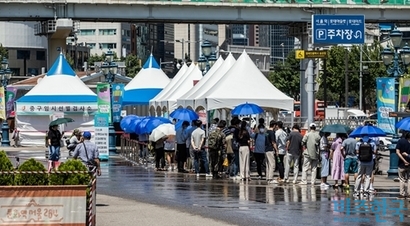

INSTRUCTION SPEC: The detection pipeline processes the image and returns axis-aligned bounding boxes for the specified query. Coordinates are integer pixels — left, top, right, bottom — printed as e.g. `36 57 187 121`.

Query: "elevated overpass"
1 0 410 23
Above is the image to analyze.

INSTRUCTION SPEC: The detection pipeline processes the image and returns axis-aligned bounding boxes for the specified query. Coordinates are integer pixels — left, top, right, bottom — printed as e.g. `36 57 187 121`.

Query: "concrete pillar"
306 60 315 126
48 38 67 68
299 33 309 128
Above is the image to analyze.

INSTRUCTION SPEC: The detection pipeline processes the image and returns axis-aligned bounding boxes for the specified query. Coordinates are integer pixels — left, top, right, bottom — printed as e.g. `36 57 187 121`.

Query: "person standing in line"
138 133 149 163
209 118 219 133
176 121 189 173
330 133 346 188
208 122 225 178
299 123 321 185
185 120 197 172
285 125 303 184
341 133 358 188
353 136 377 197
238 121 251 181
47 125 64 164
396 132 410 199
319 132 331 189
230 118 241 179
154 137 166 171
73 131 101 176
252 124 267 179
274 121 287 183
164 136 176 171
191 120 212 177
266 120 278 184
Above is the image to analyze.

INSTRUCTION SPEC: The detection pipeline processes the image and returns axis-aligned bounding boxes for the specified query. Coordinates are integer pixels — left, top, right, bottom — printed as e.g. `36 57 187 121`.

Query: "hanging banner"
111 84 124 123
97 83 111 123
5 86 16 118
94 113 109 160
377 77 396 135
0 86 5 120
399 78 410 112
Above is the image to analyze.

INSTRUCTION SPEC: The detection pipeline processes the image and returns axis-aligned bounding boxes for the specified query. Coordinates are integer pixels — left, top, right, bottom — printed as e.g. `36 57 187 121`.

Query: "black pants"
277 154 285 179
209 149 220 175
254 153 265 177
155 147 165 169
176 144 187 171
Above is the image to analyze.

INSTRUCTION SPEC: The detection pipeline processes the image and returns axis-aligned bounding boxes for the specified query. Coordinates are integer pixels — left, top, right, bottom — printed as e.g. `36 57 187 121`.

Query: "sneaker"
206 173 213 177
397 195 406 199
269 180 278 184
298 181 307 185
320 183 330 188
293 180 297 184
368 187 375 193
196 173 200 177
284 179 289 183
258 176 262 180
168 167 172 171
353 191 360 197
363 192 369 198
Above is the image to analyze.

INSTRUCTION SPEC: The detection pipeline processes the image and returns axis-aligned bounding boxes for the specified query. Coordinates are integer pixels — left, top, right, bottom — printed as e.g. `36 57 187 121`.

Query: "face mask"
259 129 265 133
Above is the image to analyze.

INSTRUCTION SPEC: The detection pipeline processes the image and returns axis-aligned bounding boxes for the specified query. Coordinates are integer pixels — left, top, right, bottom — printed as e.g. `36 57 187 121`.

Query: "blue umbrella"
396 117 410 131
170 108 199 121
125 117 144 133
145 117 172 134
134 117 152 134
231 102 263 115
349 125 386 138
120 115 139 132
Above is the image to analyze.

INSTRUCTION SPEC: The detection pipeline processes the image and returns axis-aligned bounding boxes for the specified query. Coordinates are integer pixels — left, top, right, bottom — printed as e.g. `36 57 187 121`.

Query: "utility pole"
359 44 363 110
344 49 349 107
323 59 327 108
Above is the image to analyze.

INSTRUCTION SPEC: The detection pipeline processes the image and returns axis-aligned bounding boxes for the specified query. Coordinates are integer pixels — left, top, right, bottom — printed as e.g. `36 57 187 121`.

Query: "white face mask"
259 129 265 133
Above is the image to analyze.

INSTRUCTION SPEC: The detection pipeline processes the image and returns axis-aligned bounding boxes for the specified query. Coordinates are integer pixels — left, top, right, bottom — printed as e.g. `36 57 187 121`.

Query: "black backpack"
358 142 373 162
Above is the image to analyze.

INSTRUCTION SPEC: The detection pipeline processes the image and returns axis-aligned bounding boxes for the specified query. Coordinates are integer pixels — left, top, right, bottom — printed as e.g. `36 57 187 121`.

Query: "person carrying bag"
73 131 101 176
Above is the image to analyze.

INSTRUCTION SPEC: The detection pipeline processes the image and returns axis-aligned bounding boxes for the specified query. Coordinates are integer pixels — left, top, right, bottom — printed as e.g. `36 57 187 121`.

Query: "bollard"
387 135 399 178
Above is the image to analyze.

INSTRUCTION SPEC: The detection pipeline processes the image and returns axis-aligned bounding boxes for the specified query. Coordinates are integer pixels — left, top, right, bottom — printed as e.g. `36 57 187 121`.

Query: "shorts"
344 157 358 174
164 149 175 153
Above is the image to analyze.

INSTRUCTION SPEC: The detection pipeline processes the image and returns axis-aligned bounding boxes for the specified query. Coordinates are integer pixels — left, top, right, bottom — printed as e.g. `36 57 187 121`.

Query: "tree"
0 43 8 59
87 53 106 67
268 50 300 99
125 54 141 78
65 54 75 69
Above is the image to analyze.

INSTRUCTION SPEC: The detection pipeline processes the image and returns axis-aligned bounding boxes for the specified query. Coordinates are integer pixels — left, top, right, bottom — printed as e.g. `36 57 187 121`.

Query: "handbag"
83 143 98 167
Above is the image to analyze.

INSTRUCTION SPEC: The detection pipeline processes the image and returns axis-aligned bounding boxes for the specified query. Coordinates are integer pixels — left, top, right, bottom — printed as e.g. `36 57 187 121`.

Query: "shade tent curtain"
176 56 224 108
160 64 203 113
123 54 170 105
15 53 97 146
189 53 236 110
149 63 188 111
196 50 294 111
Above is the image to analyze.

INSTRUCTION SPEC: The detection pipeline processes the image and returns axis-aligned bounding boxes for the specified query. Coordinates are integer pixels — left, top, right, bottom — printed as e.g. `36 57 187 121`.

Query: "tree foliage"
15 158 48 185
49 159 90 185
125 54 141 78
268 50 301 99
0 43 8 59
0 151 14 185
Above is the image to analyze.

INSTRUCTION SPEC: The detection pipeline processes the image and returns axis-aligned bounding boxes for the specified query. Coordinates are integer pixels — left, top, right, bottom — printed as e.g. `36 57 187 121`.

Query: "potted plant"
0 150 14 185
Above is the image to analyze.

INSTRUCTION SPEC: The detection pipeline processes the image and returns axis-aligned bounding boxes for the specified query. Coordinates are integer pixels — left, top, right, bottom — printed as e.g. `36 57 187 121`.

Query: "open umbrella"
349 125 386 138
123 117 143 134
49 117 74 127
145 117 172 134
231 102 263 115
396 117 410 131
149 123 176 142
170 108 199 121
175 119 192 131
320 124 351 134
120 115 139 132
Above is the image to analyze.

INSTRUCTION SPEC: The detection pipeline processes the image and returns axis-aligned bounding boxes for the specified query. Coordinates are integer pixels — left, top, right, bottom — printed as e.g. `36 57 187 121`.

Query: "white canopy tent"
176 56 224 108
192 53 236 110
160 64 203 114
196 50 294 111
149 63 188 116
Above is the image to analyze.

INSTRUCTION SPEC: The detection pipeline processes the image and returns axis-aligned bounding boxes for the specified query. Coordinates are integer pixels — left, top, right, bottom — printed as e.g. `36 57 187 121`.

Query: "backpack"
208 130 223 150
358 142 373 162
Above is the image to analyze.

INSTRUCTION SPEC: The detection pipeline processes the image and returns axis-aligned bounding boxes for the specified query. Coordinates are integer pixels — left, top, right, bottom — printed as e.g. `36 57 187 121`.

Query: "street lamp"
199 40 217 74
0 57 12 146
380 27 410 178
197 56 207 73
101 50 118 153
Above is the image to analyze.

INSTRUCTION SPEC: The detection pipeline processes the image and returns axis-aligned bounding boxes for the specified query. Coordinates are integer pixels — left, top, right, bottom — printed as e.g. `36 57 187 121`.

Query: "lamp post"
100 50 118 153
0 57 11 146
198 40 217 74
380 27 410 178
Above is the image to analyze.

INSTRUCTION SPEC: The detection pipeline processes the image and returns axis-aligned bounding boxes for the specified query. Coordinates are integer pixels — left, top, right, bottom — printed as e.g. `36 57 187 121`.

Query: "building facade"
259 25 295 65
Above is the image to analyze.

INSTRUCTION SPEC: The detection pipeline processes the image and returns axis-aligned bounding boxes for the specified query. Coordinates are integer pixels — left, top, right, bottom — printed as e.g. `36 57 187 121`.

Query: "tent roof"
123 54 170 105
186 53 236 109
17 54 97 103
161 64 203 111
149 63 189 109
177 56 224 108
198 50 294 111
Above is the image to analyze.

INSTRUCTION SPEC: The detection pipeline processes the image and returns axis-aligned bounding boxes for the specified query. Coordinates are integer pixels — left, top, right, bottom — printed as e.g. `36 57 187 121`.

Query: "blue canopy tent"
15 53 97 146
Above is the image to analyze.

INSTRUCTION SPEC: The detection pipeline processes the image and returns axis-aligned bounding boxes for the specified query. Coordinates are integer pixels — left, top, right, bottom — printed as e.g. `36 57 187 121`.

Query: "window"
17 50 30 60
99 29 117 35
100 43 117 49
36 51 46 61
79 29 96 36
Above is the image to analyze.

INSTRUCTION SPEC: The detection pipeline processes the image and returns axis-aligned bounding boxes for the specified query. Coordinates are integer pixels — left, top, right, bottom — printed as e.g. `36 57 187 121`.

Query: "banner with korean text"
94 113 109 160
376 78 396 135
97 83 111 123
6 86 16 118
0 86 5 120
399 78 410 111
111 84 124 123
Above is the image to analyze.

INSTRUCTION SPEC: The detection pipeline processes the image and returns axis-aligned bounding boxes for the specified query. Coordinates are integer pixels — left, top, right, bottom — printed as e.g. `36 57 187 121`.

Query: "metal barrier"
119 135 141 163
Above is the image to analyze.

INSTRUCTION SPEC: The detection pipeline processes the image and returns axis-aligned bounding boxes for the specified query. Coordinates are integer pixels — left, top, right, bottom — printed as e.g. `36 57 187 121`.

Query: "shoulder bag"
83 143 98 167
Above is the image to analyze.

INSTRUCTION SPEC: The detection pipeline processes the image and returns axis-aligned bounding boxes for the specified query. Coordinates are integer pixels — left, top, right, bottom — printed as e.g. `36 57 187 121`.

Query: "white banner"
17 103 97 113
95 127 109 159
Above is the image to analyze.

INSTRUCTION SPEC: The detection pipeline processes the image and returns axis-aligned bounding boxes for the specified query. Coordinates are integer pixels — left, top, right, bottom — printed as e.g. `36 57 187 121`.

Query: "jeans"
233 149 240 176
227 153 236 176
49 145 60 161
254 152 265 177
139 144 147 158
354 162 373 192
277 154 285 179
194 150 209 174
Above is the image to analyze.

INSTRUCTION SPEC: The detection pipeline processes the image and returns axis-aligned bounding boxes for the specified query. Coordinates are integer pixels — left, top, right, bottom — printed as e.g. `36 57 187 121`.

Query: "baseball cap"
83 131 91 138
310 123 317 128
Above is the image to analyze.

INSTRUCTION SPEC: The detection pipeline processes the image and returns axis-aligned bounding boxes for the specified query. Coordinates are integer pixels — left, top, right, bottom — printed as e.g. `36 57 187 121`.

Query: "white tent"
16 53 97 146
161 64 203 113
122 54 170 106
197 50 294 111
149 63 188 115
192 53 236 110
176 56 224 108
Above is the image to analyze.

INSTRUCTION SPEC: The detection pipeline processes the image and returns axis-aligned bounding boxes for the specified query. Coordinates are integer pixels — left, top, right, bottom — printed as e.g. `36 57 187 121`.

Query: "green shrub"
0 150 14 185
49 159 90 185
15 158 48 185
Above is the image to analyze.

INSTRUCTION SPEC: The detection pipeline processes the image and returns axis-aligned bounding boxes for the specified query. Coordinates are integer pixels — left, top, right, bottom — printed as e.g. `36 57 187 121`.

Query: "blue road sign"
312 15 365 45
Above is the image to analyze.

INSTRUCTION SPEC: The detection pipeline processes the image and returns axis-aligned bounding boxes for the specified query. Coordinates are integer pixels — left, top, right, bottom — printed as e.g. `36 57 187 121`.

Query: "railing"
119 135 142 164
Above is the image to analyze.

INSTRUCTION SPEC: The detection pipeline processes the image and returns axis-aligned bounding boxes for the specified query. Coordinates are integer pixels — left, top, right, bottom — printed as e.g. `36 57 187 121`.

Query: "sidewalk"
96 195 235 226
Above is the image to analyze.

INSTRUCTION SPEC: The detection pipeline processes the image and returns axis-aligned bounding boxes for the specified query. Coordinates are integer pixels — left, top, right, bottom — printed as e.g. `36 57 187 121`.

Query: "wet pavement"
5 148 410 226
